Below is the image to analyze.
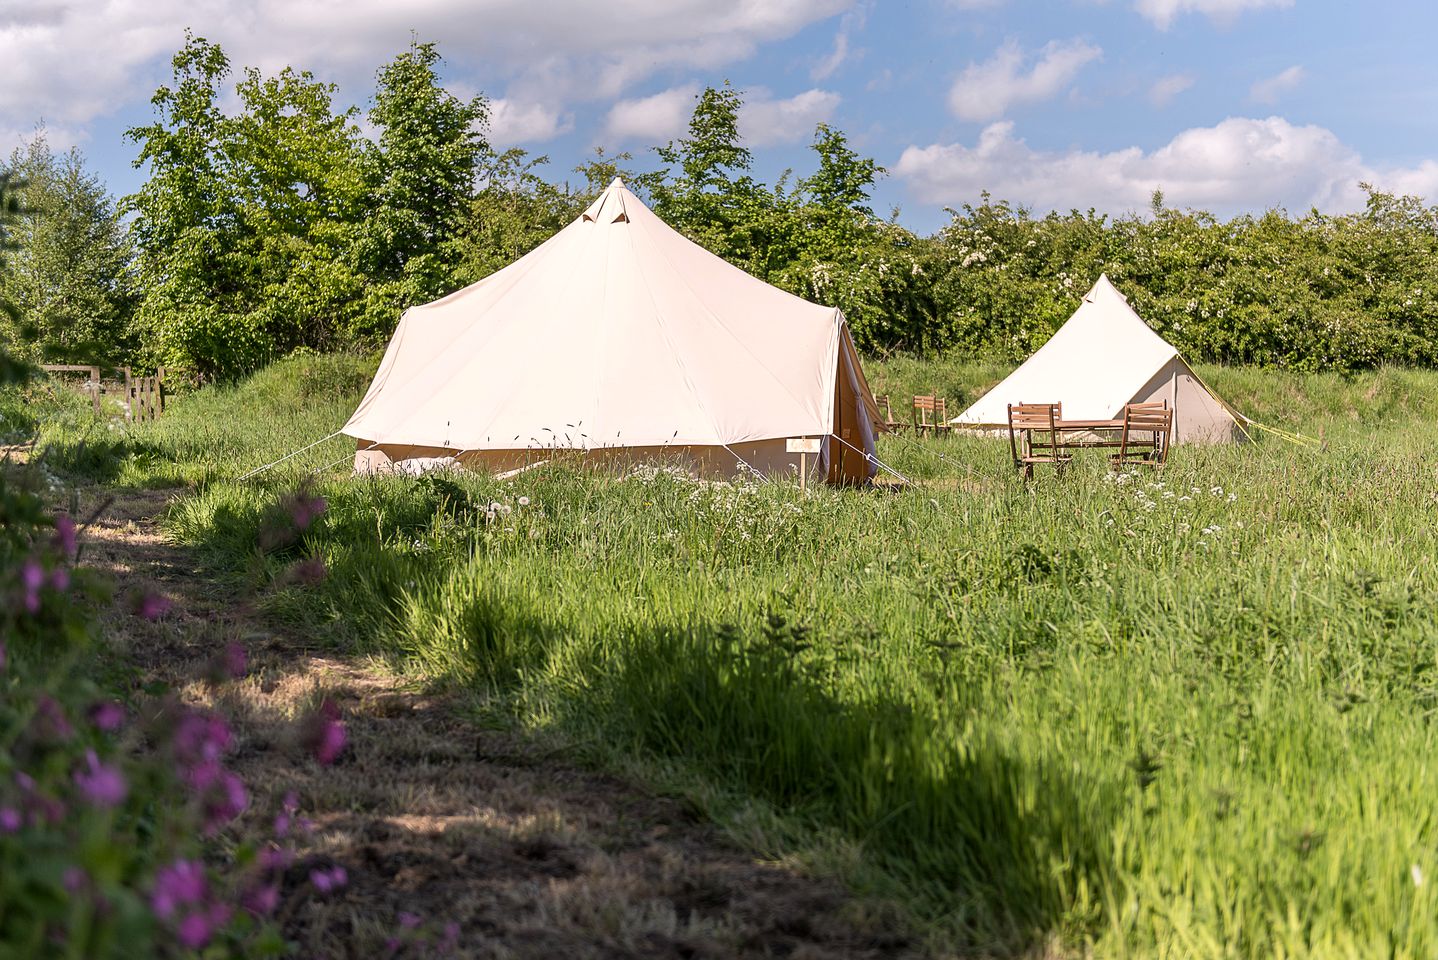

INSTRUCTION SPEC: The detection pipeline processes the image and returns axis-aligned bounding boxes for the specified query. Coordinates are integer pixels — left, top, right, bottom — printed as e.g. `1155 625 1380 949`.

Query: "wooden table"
1052 418 1125 449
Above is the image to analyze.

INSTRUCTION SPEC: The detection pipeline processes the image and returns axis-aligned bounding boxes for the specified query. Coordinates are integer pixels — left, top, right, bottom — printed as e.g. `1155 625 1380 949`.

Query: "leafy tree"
0 136 134 366
355 41 489 334
650 83 797 277
452 150 583 285
125 35 252 375
224 63 370 353
0 164 33 385
126 35 372 375
800 123 879 221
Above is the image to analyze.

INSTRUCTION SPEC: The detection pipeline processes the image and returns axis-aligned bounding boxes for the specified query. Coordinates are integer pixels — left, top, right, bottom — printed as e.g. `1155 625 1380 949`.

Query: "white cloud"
602 84 841 149
1250 65 1306 104
811 2 868 81
1148 73 1195 107
1134 0 1293 30
742 89 842 146
603 86 700 144
894 116 1438 215
812 30 850 81
485 99 573 148
0 1 853 133
949 39 1102 122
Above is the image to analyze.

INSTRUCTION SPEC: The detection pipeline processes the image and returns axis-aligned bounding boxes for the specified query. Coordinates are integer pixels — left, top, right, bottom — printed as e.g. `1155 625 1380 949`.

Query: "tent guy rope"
236 431 343 482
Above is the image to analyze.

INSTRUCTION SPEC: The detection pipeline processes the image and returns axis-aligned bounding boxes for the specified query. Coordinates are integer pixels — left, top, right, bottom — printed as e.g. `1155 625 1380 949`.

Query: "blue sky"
4 0 1436 234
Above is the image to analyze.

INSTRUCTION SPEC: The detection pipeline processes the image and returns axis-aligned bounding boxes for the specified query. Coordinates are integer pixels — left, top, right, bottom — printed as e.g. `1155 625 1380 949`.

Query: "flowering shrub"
0 465 350 956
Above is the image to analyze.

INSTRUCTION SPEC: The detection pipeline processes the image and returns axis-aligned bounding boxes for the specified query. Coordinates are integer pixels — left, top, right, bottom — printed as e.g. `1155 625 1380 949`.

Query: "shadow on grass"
38 432 174 485
174 478 1122 955
383 581 1120 954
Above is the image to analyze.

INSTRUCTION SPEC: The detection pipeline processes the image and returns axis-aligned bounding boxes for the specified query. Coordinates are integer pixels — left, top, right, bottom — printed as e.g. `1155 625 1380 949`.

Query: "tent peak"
581 182 630 224
1085 273 1128 304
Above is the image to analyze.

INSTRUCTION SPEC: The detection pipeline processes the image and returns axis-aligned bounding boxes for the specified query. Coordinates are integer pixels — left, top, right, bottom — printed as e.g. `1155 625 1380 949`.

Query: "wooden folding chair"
912 393 953 438
874 395 907 434
1111 402 1172 470
1007 403 1069 479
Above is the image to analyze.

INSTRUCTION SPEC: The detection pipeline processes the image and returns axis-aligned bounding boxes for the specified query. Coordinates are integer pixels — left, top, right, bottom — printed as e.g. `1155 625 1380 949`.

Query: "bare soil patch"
84 489 925 959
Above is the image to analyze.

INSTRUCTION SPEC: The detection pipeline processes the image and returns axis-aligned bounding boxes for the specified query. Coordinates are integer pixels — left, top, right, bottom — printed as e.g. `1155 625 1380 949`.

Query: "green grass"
20 352 1438 957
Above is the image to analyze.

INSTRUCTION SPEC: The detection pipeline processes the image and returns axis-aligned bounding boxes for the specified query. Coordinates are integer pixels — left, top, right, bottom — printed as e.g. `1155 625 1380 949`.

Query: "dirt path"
83 489 922 959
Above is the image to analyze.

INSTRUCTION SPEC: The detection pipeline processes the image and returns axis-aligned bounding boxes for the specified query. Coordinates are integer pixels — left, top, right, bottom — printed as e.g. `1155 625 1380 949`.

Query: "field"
17 353 1438 957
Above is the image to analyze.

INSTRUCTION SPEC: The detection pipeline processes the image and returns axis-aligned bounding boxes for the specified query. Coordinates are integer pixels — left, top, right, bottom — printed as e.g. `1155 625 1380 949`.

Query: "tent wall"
1131 358 1242 445
826 336 877 484
354 437 854 482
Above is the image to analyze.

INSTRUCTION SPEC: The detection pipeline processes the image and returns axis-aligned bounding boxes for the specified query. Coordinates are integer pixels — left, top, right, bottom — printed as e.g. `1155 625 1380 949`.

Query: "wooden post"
88 366 100 417
123 366 133 421
799 451 807 492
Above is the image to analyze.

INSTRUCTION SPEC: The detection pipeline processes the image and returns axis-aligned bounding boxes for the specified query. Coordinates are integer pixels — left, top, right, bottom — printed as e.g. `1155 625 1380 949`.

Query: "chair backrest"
912 394 938 427
1118 403 1173 463
1007 402 1060 462
875 394 896 422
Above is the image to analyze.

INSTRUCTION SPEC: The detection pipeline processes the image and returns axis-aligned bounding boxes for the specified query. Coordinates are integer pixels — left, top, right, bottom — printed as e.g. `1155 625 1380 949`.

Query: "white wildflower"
518 496 530 507
1413 864 1424 887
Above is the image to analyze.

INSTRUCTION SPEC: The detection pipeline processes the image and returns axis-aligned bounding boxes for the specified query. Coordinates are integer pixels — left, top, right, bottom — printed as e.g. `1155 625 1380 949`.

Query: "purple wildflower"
301 699 347 766
20 558 43 613
202 771 248 834
222 642 247 678
34 695 74 740
73 750 128 808
274 791 299 838
398 912 422 929
49 566 70 592
241 882 280 917
134 590 173 621
175 904 231 950
309 865 347 894
173 711 232 769
89 701 126 733
259 847 293 873
151 860 207 920
0 640 6 672
439 921 461 953
63 867 88 893
206 642 248 683
291 555 328 586
52 514 77 556
0 807 20 833
289 494 327 531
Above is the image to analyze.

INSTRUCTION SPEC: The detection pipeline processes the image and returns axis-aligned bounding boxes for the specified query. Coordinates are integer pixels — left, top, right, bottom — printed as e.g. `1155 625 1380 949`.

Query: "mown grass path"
84 488 919 959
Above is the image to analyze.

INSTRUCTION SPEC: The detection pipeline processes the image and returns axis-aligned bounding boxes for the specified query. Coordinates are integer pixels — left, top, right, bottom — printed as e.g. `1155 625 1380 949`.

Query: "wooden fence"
39 365 169 421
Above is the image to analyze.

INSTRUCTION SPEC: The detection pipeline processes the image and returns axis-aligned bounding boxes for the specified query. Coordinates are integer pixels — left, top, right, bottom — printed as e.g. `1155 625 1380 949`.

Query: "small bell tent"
343 179 882 483
951 275 1246 444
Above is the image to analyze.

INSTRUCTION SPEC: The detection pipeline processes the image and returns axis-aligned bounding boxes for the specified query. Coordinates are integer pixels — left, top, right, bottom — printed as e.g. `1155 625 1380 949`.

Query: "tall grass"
23 352 1438 956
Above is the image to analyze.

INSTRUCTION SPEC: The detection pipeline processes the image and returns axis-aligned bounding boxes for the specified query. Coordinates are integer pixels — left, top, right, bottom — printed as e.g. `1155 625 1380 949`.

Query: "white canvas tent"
951 275 1246 444
343 179 883 483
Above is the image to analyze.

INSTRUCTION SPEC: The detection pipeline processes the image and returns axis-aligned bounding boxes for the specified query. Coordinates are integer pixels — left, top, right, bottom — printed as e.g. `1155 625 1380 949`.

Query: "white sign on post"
786 437 822 491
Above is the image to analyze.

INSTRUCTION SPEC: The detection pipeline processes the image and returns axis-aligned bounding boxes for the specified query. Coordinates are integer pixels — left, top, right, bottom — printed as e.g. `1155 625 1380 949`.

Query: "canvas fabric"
951 274 1244 444
344 179 880 482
